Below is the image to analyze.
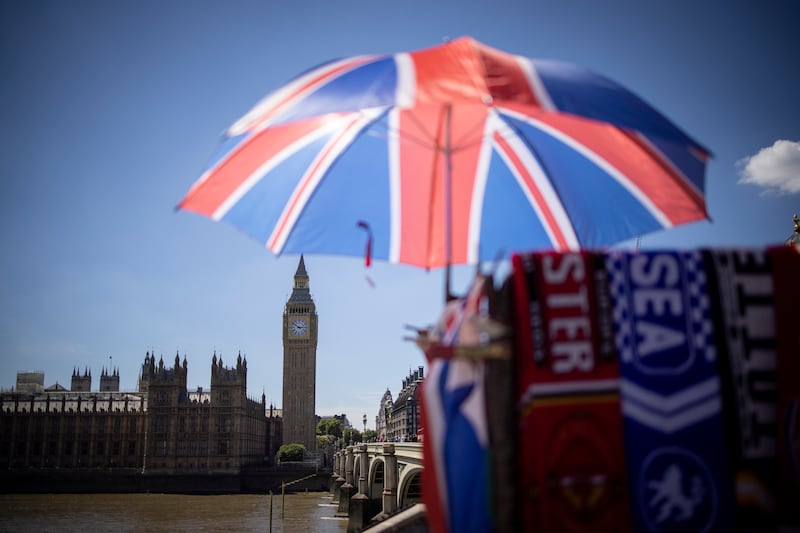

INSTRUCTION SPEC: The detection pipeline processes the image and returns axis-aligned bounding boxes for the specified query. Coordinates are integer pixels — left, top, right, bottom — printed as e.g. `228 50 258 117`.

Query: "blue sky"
1 0 798 428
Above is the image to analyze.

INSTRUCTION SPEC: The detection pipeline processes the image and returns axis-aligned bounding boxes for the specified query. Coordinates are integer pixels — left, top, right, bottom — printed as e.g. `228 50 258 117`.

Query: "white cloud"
737 140 800 195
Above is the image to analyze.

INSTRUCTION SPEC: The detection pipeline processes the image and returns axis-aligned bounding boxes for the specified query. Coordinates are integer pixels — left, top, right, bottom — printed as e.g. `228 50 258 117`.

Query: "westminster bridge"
330 441 425 531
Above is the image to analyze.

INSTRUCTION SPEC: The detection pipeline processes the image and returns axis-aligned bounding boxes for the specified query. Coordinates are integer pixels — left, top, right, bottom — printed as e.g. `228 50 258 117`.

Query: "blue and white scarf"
606 250 733 532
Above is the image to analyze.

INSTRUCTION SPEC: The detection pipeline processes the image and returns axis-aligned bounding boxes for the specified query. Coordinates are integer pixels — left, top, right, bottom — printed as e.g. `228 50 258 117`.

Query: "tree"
317 418 343 439
278 443 306 462
316 434 336 450
363 429 377 442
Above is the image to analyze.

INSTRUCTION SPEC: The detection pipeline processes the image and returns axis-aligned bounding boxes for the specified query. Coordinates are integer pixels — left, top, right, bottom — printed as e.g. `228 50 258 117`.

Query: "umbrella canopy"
179 36 709 269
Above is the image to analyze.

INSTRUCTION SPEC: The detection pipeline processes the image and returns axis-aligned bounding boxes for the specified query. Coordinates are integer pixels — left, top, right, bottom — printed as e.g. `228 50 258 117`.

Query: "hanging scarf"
768 245 800 528
606 250 733 532
703 249 778 529
511 251 629 532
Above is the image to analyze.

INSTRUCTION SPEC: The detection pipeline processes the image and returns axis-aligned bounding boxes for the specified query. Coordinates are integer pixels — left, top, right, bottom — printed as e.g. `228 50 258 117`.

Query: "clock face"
290 319 307 336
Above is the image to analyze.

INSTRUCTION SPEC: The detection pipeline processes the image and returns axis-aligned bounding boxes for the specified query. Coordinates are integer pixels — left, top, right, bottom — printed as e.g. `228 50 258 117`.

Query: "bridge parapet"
365 442 423 464
364 442 423 511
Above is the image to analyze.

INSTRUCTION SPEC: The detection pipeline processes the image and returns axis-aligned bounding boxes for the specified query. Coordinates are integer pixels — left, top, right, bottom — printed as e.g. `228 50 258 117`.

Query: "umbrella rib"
450 111 493 153
400 109 446 151
364 111 445 153
366 106 490 155
444 104 453 299
401 107 489 154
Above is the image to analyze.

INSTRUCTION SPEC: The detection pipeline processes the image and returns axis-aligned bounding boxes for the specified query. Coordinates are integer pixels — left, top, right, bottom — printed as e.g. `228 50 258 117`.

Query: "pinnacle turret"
295 254 308 277
288 254 313 304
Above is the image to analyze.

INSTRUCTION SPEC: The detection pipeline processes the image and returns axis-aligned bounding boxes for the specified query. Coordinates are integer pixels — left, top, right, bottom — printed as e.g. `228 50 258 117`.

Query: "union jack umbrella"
178 37 709 270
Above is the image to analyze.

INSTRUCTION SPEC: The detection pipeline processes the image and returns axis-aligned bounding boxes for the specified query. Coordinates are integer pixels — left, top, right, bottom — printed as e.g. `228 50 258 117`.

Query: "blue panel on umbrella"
480 153 555 256
221 132 337 244
282 118 392 260
643 133 707 194
272 56 398 126
501 115 664 247
532 59 705 152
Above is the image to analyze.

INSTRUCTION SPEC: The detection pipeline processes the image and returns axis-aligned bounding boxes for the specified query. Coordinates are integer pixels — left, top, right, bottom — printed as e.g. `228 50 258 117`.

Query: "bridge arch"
398 465 423 507
368 456 385 500
353 455 361 486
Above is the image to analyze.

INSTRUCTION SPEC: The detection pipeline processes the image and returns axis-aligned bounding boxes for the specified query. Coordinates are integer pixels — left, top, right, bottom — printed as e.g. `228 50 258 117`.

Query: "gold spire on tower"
786 213 799 247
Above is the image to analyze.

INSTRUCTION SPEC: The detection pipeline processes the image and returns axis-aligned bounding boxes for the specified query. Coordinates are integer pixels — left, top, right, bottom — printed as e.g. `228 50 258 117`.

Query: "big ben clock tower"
282 255 318 451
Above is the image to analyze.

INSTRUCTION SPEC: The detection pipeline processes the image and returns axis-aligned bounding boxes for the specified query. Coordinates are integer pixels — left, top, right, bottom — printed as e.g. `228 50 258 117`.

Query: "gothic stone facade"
380 366 423 442
0 352 279 474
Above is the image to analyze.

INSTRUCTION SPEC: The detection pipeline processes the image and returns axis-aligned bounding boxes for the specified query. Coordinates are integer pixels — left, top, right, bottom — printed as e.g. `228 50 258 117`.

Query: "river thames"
0 492 347 532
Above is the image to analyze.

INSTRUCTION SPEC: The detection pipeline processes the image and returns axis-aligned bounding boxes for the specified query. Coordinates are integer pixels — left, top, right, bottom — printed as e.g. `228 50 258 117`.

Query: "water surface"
0 492 347 532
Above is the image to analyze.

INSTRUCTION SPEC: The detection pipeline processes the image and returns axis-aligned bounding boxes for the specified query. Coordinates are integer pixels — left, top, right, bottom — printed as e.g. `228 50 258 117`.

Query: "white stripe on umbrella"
388 108 403 263
393 53 417 109
517 56 557 112
465 110 497 264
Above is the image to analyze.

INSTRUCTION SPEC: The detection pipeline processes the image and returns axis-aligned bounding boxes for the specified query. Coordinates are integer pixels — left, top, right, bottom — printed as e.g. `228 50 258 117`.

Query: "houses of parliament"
0 257 319 481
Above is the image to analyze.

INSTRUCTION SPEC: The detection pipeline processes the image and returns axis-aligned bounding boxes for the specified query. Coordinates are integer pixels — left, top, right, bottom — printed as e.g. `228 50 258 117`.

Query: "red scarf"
511 251 630 532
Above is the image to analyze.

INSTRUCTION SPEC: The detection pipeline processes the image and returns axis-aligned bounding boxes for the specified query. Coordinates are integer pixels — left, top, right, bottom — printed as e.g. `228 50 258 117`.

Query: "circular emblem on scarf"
545 409 625 530
638 446 717 533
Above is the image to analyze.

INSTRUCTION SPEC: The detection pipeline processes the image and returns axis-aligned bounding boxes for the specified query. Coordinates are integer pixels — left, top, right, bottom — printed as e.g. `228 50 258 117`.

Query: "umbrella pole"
444 104 454 302
445 259 453 301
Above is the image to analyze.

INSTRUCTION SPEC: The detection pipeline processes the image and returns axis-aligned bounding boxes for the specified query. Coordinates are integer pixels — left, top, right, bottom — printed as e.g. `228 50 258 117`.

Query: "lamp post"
362 413 367 435
406 396 413 441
